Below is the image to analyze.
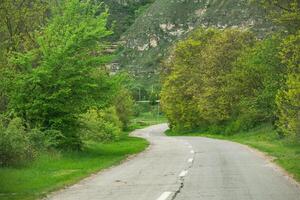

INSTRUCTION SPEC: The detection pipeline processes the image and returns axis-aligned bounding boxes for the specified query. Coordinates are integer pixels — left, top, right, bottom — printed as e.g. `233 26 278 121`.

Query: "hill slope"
116 0 273 86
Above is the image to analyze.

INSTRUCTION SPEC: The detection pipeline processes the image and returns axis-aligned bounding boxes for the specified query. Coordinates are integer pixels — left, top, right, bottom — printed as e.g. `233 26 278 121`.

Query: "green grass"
0 136 149 200
129 112 167 130
166 124 300 182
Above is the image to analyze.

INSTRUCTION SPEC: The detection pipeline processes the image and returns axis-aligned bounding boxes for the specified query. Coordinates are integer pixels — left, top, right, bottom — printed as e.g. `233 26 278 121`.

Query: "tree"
10 0 114 150
276 31 300 139
196 29 255 124
224 35 285 132
160 29 219 130
256 0 300 140
0 0 49 56
114 88 134 129
0 0 50 113
160 28 255 131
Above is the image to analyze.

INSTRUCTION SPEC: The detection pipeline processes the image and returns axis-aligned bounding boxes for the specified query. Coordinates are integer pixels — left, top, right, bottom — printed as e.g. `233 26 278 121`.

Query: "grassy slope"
0 135 149 200
166 124 300 182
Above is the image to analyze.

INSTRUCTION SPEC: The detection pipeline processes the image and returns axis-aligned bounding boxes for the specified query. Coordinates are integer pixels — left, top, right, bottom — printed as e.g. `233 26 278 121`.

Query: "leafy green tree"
80 107 122 142
0 0 50 113
161 28 255 131
276 31 300 139
196 29 255 124
114 88 134 129
161 29 219 130
10 0 114 150
224 36 285 132
256 0 300 140
0 0 49 53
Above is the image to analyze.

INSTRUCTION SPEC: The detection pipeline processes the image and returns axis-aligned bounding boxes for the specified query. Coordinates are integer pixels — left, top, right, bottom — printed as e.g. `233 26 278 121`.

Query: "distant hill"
114 0 274 87
103 0 154 42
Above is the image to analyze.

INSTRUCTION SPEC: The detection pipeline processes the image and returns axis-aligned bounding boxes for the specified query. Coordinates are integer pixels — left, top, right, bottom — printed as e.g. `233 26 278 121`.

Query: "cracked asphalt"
46 124 300 200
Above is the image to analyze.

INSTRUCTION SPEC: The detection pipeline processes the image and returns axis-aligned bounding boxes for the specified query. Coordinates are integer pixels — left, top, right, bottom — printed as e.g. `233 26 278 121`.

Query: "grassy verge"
128 112 167 130
166 124 300 182
0 136 149 200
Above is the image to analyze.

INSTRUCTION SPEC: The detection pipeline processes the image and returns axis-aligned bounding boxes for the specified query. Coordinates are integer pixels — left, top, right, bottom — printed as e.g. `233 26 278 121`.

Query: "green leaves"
257 0 300 34
161 28 255 131
276 31 300 139
9 0 115 150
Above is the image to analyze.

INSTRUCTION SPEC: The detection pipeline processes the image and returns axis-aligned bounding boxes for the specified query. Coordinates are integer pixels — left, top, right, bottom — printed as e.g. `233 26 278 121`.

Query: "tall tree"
0 0 50 113
160 28 255 131
225 36 285 131
0 0 49 54
10 0 114 150
276 31 300 139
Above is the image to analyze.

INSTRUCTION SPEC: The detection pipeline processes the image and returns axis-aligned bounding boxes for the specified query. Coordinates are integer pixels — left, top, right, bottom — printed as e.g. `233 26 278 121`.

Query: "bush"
28 128 66 150
114 88 134 129
10 0 114 150
160 28 255 131
80 107 122 142
0 117 35 166
276 31 300 140
133 102 151 116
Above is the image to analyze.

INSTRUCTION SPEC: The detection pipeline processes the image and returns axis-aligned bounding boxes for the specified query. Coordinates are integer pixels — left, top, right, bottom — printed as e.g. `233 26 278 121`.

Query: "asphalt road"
46 124 300 200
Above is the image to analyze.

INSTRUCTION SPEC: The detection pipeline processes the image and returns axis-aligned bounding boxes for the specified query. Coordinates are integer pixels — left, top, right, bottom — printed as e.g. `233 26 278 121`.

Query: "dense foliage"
80 107 122 142
161 29 256 131
276 31 300 138
161 0 300 141
10 0 115 150
0 0 136 165
0 117 34 166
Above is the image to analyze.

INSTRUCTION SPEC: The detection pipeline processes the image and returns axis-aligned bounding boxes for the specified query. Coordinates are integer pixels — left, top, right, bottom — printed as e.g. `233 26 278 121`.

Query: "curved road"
46 124 300 200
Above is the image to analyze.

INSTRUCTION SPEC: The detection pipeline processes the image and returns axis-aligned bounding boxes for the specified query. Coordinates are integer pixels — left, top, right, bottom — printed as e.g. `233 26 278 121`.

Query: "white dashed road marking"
188 158 193 163
156 191 172 200
179 170 188 177
190 150 194 154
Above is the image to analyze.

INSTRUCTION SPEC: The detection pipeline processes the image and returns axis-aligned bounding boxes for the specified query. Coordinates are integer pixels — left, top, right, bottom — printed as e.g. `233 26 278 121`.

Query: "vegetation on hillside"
102 0 155 42
117 0 272 89
162 1 300 181
0 1 155 198
161 0 300 141
0 0 299 198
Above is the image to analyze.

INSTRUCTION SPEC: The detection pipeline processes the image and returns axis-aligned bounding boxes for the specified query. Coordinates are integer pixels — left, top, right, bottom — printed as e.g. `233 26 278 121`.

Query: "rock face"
116 0 273 84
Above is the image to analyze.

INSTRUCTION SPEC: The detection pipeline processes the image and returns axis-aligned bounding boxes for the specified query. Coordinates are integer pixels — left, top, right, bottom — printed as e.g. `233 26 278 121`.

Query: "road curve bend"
46 124 300 200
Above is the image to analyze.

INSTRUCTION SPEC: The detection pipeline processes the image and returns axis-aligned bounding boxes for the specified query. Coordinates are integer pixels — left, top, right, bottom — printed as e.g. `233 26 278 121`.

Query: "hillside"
102 0 154 42
116 0 273 87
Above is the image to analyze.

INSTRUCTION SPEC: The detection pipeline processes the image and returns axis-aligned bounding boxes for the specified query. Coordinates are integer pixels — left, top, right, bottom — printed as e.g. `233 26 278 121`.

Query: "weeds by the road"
0 136 149 200
0 106 165 200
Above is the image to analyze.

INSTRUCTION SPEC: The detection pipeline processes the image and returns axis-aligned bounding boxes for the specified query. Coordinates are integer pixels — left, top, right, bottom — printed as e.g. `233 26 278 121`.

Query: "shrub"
10 0 114 150
28 128 66 150
276 31 300 140
160 28 255 131
114 88 134 129
80 107 122 142
0 117 35 166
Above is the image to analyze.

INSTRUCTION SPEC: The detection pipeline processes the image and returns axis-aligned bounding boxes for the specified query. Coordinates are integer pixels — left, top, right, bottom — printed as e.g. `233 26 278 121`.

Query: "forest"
0 0 299 199
0 0 140 166
161 0 300 141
